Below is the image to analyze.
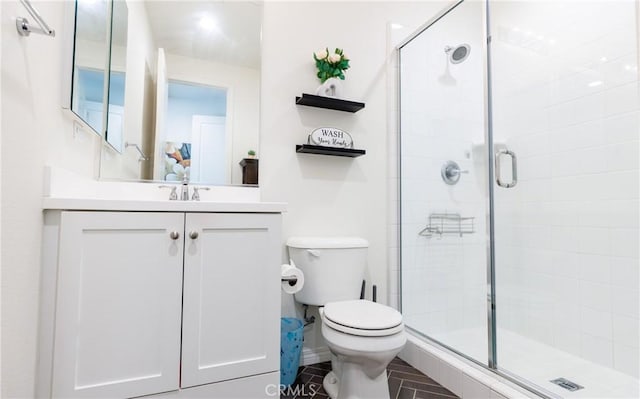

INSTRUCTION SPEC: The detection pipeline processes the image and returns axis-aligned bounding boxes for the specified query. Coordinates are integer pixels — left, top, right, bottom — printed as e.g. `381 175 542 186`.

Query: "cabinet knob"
189 231 199 239
169 231 180 240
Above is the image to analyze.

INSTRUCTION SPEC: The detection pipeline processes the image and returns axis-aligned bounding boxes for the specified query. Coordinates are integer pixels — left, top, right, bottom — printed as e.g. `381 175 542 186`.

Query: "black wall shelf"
295 93 365 113
296 144 365 158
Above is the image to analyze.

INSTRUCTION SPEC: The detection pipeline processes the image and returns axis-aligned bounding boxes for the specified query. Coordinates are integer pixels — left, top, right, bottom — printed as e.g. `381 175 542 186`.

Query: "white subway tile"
554 327 582 357
610 228 640 259
612 288 639 318
573 91 606 124
581 333 614 367
578 253 611 283
601 170 639 200
577 226 611 255
521 155 552 180
548 101 577 129
613 342 640 378
610 256 640 288
613 315 640 348
600 54 639 87
551 250 581 277
604 82 640 117
553 277 581 305
580 307 614 339
579 280 612 312
604 112 639 144
551 226 581 252
605 142 639 172
579 200 639 228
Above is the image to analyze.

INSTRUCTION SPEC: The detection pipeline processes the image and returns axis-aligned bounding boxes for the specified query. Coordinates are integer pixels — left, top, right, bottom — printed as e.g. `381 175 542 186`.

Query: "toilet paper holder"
281 276 298 286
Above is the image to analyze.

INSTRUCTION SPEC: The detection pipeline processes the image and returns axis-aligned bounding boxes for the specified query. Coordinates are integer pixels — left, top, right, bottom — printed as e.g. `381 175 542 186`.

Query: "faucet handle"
158 185 178 200
191 186 211 201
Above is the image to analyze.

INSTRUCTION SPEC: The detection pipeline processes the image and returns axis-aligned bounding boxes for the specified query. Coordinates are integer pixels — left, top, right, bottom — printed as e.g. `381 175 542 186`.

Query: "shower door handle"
495 149 517 188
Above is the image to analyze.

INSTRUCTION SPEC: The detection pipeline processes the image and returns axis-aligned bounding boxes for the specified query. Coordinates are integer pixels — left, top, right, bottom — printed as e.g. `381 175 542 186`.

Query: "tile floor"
281 357 459 399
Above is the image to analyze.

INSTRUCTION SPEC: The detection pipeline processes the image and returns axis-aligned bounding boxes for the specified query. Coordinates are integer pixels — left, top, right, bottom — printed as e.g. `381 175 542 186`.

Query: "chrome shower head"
444 44 471 64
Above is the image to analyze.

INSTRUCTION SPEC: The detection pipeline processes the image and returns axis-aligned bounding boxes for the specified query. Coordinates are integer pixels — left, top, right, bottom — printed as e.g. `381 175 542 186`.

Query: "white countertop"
41 167 286 213
42 198 287 213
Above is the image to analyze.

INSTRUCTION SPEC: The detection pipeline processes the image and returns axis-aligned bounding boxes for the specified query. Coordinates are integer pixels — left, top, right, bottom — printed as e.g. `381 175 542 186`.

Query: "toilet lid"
323 300 404 337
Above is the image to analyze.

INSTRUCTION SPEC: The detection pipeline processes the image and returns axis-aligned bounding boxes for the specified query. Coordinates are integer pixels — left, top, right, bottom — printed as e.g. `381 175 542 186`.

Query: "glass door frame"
397 1 555 398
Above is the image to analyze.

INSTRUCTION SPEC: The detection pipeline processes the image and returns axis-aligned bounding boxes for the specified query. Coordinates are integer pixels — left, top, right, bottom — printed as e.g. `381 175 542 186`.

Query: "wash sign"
309 127 353 149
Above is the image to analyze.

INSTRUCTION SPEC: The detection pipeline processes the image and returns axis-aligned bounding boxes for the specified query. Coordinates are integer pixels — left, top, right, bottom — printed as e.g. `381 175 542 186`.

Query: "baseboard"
301 346 331 366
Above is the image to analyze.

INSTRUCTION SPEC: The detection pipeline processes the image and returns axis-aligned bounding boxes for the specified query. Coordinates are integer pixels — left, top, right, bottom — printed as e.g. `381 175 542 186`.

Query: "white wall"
491 0 639 378
260 1 448 356
1 1 102 397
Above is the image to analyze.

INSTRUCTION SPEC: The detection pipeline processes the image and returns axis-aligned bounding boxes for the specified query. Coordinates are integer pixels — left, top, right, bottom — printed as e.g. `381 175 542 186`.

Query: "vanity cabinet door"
181 213 281 388
52 212 185 398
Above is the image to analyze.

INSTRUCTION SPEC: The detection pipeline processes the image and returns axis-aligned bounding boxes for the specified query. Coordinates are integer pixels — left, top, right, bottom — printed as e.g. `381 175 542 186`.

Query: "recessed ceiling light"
198 16 216 32
588 80 603 87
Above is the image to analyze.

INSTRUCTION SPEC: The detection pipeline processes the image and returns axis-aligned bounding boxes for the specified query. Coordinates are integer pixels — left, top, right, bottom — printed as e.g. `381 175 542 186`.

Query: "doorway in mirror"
159 81 229 185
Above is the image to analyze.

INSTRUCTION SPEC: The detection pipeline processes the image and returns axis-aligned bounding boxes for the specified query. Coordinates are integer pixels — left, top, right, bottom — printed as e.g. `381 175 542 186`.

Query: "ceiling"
144 1 262 70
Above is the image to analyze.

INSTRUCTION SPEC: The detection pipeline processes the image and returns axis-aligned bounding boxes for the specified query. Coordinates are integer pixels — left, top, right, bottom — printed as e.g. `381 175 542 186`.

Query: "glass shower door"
490 1 640 397
399 0 491 365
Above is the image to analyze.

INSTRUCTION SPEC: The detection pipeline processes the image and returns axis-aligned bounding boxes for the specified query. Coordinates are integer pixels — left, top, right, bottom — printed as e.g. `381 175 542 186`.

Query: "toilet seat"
322 300 404 337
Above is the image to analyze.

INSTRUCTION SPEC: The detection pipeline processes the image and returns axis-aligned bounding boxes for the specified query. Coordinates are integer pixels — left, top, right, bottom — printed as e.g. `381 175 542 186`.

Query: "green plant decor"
313 47 350 83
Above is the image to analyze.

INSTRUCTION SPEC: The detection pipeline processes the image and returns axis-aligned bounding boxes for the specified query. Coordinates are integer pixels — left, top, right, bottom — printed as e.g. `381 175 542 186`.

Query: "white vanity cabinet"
39 210 282 399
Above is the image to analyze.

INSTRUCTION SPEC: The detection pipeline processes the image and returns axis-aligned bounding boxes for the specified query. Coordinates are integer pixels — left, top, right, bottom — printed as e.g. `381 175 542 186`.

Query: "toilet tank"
286 237 368 306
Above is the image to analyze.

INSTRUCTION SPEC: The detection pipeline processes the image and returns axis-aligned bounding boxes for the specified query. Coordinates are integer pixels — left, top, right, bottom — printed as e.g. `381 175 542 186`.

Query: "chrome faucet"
180 175 190 201
158 185 178 200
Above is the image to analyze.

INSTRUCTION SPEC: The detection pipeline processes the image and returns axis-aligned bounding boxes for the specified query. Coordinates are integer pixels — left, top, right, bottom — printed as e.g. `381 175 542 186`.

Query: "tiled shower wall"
390 0 639 380
395 1 490 345
490 1 639 377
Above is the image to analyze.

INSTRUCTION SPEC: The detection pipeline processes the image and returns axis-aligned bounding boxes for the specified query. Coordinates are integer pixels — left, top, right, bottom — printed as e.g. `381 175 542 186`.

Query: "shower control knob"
441 160 467 185
189 231 199 239
169 231 180 240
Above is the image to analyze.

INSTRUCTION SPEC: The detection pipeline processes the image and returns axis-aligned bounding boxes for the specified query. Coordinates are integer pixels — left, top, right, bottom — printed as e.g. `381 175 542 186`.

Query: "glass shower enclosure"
399 1 639 397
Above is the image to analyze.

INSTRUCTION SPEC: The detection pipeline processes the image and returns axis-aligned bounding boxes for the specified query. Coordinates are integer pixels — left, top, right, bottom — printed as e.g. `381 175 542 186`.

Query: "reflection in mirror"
98 1 262 186
71 0 109 135
106 0 128 153
162 82 228 184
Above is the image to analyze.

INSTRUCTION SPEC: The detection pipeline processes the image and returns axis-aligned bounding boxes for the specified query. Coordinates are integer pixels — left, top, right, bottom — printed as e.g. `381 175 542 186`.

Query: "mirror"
105 0 128 153
71 0 110 136
92 1 262 185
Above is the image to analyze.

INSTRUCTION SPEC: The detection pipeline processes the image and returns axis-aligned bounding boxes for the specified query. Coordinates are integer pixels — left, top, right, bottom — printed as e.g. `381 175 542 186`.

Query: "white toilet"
287 237 406 399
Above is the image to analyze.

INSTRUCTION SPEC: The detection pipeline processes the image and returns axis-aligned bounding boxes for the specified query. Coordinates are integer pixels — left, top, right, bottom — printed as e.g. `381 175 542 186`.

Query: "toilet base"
322 364 390 399
323 371 339 398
